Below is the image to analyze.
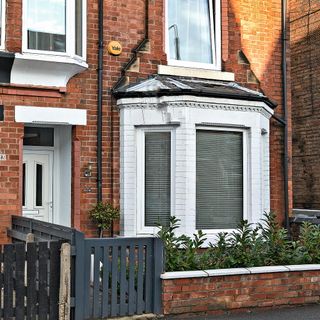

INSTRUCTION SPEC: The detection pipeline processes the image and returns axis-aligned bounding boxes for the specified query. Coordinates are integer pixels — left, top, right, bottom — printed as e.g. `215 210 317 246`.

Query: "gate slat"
136 245 144 314
119 244 127 315
38 242 49 320
102 245 110 317
49 241 60 320
128 245 136 315
110 245 119 317
145 243 152 313
83 242 92 319
0 247 4 319
93 246 102 318
4 244 14 319
15 243 26 320
26 242 37 320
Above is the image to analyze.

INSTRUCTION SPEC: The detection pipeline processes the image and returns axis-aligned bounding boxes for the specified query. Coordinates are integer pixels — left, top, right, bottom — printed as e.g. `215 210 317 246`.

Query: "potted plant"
89 202 120 237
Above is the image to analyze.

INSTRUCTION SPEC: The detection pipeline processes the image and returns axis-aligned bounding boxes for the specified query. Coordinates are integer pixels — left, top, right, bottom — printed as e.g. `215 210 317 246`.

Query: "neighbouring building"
290 0 320 212
0 0 291 243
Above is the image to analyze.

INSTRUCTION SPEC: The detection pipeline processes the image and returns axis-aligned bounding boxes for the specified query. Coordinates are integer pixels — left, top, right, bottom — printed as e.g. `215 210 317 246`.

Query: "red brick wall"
0 0 291 242
162 271 320 316
290 1 320 209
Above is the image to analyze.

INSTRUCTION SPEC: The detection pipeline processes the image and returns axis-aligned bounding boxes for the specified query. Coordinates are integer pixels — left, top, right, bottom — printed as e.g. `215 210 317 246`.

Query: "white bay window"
119 95 272 242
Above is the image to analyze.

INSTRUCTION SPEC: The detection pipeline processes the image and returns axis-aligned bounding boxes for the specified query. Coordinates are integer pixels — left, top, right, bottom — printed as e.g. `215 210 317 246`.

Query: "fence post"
26 233 35 243
152 238 164 314
59 243 71 320
73 231 85 320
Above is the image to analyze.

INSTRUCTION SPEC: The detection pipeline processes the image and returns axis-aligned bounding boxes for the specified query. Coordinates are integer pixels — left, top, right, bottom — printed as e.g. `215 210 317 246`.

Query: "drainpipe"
97 0 103 202
281 0 290 234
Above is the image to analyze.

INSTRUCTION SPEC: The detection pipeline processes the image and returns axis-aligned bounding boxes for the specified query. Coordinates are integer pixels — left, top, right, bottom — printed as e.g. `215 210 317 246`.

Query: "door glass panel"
23 163 26 207
23 127 54 146
36 164 43 206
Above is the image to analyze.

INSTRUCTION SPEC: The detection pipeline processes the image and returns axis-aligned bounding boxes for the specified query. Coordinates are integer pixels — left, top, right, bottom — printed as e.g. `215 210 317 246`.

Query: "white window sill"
11 52 88 87
158 64 235 81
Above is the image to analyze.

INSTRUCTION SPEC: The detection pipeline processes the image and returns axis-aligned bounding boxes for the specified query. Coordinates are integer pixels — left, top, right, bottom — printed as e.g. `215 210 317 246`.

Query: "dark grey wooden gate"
73 234 164 319
0 241 61 319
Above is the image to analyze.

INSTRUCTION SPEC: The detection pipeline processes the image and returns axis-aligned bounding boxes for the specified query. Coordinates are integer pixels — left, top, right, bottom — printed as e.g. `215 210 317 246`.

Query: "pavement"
162 304 320 320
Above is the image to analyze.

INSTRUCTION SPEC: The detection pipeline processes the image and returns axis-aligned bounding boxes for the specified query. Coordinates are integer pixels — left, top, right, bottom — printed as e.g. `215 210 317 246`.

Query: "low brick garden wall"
162 265 320 316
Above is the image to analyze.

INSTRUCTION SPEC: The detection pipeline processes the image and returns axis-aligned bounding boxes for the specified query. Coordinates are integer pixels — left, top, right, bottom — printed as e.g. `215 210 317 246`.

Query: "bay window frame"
0 0 5 49
22 0 87 60
195 126 249 234
136 127 176 235
165 0 221 70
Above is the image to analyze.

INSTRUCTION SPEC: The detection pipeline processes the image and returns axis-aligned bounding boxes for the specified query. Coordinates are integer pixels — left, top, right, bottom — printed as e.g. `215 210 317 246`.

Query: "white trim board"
15 106 87 125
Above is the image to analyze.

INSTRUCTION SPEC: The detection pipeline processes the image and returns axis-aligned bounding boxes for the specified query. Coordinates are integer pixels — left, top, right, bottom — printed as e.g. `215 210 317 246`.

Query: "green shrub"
157 212 320 271
89 202 120 237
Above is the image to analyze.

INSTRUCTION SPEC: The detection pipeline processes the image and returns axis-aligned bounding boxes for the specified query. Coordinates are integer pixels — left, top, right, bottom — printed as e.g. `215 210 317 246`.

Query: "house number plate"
0 154 6 161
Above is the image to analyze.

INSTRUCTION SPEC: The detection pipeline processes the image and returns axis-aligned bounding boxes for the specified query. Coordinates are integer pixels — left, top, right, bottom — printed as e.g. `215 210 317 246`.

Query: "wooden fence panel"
38 242 49 320
0 241 62 320
3 244 14 319
0 248 3 319
15 243 26 320
49 241 60 320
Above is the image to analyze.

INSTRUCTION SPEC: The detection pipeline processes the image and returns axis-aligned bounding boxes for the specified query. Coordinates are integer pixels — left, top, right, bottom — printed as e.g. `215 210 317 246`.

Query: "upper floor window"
23 0 86 59
166 0 221 70
0 0 5 49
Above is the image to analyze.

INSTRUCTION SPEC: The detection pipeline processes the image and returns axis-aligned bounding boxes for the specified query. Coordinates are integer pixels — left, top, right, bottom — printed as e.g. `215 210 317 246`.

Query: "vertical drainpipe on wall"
282 0 290 234
97 0 103 202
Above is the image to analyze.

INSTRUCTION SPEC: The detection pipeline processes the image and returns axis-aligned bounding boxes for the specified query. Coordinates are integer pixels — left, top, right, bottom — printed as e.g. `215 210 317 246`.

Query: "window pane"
75 0 83 56
23 127 54 147
168 0 213 64
27 0 66 52
36 164 43 207
196 130 243 229
0 0 2 45
145 132 171 227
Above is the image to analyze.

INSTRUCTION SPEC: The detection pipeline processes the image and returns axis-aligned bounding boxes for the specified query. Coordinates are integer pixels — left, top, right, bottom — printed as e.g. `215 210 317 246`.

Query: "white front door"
23 151 53 222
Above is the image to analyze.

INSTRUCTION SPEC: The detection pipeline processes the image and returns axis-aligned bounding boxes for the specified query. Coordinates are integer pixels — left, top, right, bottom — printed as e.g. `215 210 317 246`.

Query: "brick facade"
0 0 291 243
162 269 320 316
290 0 320 209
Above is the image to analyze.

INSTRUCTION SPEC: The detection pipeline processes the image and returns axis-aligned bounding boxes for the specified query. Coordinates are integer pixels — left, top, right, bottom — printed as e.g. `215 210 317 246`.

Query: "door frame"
23 148 54 223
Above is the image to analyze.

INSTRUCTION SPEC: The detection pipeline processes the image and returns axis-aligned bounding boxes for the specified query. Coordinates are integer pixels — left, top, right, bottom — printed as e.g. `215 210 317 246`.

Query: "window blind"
196 130 243 229
145 132 171 227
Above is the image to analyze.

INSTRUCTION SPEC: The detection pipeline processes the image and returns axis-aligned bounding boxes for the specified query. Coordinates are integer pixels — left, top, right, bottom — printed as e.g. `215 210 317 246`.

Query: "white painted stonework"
15 106 87 125
161 265 320 279
11 53 88 87
118 95 274 243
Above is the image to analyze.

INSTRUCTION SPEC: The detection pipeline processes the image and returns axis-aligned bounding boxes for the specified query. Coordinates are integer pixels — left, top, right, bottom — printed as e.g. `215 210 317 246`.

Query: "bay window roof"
113 75 277 109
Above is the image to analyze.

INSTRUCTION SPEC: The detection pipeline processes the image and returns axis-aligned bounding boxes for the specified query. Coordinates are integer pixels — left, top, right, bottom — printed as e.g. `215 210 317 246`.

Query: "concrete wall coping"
160 264 320 279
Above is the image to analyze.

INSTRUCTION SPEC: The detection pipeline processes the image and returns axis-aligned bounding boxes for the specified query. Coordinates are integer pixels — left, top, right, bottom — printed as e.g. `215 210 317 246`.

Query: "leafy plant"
89 202 120 237
295 222 320 263
157 216 208 271
157 212 320 272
